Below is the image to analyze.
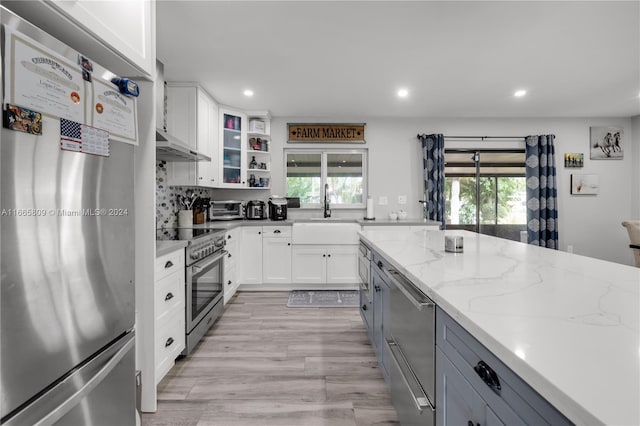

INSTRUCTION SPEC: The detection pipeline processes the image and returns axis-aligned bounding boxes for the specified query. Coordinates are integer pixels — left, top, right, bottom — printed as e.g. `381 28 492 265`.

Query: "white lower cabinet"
154 249 185 385
291 246 325 284
262 226 292 284
326 245 359 283
224 228 240 303
292 245 359 284
239 227 263 284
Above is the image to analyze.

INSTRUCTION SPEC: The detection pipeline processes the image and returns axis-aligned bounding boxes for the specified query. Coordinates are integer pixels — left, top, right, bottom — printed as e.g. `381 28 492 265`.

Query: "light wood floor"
142 291 399 426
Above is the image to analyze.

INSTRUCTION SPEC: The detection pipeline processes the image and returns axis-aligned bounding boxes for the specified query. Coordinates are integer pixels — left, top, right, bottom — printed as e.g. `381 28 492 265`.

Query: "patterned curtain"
525 135 558 249
418 134 445 226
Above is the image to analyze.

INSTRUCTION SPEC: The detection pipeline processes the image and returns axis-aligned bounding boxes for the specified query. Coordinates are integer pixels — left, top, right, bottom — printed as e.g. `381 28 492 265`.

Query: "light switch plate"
398 195 407 204
379 196 388 205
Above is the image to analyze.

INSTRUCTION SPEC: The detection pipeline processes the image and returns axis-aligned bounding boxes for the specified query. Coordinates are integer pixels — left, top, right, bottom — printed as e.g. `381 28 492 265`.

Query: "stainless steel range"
157 227 226 354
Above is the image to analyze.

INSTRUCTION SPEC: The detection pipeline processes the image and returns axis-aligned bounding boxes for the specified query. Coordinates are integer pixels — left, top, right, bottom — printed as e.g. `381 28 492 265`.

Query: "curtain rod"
417 134 527 140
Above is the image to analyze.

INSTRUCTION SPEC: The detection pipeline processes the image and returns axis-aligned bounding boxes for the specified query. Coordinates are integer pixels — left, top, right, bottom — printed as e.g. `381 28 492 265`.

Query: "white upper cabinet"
166 83 218 187
217 107 247 188
46 0 155 77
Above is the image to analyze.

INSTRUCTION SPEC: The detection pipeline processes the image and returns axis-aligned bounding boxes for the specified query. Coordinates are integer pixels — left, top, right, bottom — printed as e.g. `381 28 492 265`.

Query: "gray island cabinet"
358 228 639 426
436 308 571 426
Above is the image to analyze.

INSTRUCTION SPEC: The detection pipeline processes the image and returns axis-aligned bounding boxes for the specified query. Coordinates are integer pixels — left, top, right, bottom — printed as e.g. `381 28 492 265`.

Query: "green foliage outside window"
445 176 525 225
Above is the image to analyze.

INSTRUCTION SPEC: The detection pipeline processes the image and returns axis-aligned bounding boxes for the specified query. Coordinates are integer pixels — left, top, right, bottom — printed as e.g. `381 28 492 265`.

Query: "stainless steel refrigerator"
1 7 136 425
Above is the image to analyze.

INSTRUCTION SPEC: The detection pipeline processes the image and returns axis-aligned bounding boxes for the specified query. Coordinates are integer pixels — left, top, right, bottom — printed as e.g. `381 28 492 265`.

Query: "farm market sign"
288 123 365 143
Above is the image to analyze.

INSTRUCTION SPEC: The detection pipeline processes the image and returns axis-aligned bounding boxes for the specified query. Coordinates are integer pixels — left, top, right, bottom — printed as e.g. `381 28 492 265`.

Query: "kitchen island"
358 228 639 426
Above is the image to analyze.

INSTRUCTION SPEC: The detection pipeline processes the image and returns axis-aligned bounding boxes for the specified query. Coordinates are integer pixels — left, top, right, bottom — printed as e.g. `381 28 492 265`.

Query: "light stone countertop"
156 240 188 257
358 228 639 426
166 218 440 230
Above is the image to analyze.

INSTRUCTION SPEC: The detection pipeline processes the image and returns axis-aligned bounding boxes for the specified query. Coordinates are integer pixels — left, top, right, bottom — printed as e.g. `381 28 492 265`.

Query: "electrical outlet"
398 195 407 205
378 196 388 205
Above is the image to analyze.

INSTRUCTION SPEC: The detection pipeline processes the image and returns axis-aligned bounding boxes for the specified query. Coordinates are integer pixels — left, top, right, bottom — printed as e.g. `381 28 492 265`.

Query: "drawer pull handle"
228 253 232 258
274 229 281 234
165 337 174 347
165 292 174 301
165 260 173 268
362 304 367 311
474 360 501 391
377 260 383 269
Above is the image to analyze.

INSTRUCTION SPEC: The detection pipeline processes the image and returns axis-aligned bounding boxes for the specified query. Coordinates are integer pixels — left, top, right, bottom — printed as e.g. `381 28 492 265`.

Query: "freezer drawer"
3 332 135 426
387 339 435 426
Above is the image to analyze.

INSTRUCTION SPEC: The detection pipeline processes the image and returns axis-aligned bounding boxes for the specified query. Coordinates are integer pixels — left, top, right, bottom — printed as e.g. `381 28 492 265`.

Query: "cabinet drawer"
436 308 571 426
155 309 185 384
155 270 185 322
155 249 184 281
262 225 292 238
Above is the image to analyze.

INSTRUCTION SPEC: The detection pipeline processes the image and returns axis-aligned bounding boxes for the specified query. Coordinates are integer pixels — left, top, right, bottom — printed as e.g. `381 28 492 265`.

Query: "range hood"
156 128 211 162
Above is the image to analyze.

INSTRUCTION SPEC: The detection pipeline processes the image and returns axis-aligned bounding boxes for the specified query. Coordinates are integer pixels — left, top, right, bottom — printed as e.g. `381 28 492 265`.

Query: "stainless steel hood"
156 128 211 162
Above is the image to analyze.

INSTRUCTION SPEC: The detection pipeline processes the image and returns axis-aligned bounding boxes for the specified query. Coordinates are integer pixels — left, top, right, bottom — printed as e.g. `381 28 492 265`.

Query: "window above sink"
285 149 368 210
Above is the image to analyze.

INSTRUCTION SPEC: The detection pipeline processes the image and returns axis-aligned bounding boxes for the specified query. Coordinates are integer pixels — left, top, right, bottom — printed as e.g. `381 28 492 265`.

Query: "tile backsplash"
156 161 215 228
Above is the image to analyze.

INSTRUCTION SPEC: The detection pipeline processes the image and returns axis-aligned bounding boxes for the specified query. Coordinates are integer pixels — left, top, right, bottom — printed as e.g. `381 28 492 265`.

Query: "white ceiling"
157 1 640 118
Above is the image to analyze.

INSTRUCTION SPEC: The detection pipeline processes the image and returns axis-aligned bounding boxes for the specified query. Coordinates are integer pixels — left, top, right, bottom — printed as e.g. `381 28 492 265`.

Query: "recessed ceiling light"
514 89 527 97
243 89 254 97
397 88 409 98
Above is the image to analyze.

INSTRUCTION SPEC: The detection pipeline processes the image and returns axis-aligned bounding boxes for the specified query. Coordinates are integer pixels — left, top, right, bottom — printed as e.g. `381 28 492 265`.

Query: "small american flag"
60 118 81 142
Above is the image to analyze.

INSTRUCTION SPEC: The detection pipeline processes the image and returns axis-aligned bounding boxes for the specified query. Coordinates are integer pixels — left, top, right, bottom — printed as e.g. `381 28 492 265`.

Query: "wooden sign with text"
288 123 365 143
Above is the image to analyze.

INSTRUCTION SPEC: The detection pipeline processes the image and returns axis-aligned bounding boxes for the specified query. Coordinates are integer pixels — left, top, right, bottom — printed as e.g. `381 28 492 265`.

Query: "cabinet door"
262 239 292 284
326 245 360 284
239 227 263 284
196 90 217 186
223 228 239 303
219 108 247 187
291 246 326 284
45 0 154 77
437 348 506 426
166 85 197 186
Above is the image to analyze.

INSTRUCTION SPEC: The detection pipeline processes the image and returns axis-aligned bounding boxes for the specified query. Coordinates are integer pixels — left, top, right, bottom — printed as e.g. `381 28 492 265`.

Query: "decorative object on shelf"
564 153 584 168
249 155 258 169
288 123 365 143
249 137 261 151
248 119 265 133
590 126 623 160
249 174 256 187
571 173 599 195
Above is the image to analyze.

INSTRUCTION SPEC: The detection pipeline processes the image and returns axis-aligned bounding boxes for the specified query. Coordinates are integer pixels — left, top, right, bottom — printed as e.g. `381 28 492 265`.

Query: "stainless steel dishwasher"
381 262 436 426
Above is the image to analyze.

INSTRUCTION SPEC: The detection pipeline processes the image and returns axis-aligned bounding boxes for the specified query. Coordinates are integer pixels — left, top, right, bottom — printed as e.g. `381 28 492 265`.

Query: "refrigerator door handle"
32 336 134 426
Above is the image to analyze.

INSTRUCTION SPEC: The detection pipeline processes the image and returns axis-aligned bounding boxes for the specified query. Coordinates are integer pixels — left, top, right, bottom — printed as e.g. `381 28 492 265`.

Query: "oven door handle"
192 250 227 273
381 267 434 311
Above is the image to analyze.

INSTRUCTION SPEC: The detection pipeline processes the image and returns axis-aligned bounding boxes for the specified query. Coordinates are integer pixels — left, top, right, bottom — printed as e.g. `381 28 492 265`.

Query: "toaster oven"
208 200 243 221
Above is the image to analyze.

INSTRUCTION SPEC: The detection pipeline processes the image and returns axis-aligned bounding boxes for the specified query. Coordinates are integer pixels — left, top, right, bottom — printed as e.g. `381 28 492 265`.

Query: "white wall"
271 116 635 265
632 115 640 218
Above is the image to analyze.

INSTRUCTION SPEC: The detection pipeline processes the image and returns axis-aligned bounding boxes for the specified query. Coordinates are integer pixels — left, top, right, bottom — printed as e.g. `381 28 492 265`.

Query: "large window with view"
444 150 526 241
285 150 366 208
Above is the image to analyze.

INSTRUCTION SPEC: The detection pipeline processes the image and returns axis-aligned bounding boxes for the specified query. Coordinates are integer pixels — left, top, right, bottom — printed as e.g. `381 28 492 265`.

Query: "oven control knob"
190 253 198 260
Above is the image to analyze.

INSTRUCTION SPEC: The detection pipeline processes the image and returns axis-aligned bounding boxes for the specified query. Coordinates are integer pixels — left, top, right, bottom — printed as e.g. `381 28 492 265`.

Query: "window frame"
284 148 368 210
444 148 526 227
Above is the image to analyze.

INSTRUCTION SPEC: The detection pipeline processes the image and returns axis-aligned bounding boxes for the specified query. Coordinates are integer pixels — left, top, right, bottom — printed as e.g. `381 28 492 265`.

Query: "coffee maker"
268 196 287 221
245 200 267 220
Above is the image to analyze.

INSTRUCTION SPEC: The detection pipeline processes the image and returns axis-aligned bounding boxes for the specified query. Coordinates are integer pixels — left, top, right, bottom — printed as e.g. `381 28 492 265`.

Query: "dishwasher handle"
387 339 435 413
381 267 434 311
